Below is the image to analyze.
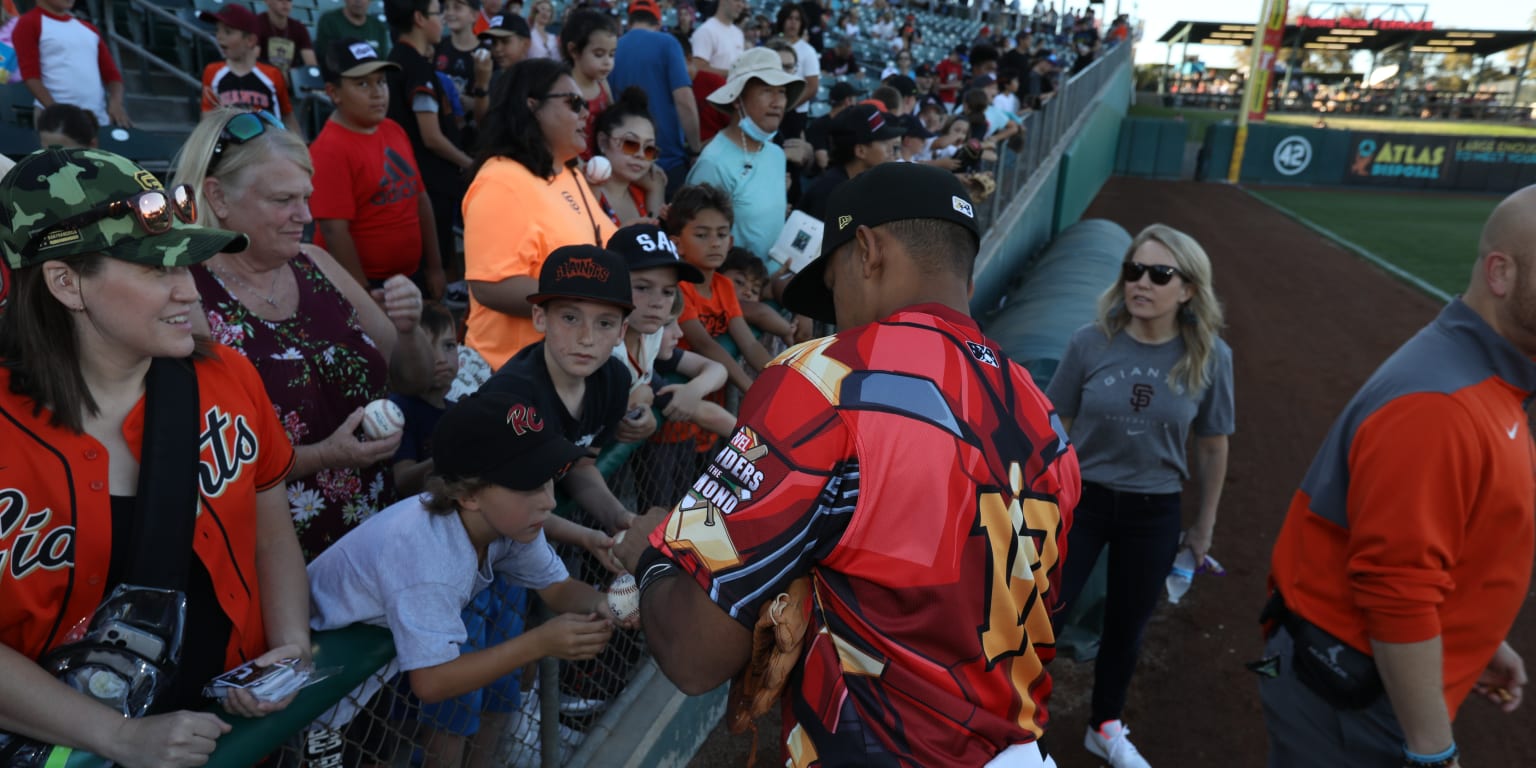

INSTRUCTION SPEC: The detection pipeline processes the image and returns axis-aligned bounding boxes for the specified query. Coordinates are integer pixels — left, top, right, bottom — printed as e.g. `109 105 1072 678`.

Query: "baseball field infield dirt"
686 177 1535 768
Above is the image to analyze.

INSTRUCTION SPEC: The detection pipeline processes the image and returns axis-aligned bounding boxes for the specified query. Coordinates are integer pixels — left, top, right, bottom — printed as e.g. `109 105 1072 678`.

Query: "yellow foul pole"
1228 0 1289 182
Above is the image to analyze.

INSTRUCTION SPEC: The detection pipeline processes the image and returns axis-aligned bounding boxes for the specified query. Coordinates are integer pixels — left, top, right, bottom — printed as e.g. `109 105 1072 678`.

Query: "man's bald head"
1478 185 1536 266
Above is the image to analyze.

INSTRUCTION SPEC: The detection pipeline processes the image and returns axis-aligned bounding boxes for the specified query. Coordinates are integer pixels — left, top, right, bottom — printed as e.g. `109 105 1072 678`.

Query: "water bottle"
1165 547 1197 604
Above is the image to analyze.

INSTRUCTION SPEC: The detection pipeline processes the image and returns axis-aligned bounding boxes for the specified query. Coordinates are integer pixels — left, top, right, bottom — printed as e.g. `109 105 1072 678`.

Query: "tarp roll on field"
985 218 1132 390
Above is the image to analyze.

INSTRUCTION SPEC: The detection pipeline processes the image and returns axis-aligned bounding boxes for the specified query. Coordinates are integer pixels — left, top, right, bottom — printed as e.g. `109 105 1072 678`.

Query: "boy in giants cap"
480 244 645 554
309 39 445 290
616 161 1080 767
199 3 301 133
308 391 631 765
797 102 904 221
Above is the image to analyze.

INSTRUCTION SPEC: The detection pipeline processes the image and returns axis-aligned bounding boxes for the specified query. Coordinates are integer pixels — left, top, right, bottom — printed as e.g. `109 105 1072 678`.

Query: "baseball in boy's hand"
361 399 404 440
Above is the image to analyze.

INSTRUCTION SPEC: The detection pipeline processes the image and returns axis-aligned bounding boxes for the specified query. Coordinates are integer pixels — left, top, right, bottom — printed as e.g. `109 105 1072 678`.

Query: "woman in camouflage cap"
0 147 311 766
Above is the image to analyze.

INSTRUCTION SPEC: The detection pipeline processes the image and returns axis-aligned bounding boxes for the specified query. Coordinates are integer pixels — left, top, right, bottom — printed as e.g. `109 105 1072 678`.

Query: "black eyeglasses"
208 110 286 174
540 92 588 114
1121 261 1185 286
24 185 198 259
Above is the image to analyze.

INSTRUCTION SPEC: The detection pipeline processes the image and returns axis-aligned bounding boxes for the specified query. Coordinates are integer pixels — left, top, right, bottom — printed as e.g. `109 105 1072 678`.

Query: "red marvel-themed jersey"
651 304 1079 767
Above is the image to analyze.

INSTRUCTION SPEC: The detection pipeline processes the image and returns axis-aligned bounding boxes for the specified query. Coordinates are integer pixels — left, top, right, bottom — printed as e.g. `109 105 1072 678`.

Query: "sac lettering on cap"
506 403 544 435
348 42 377 59
491 15 503 24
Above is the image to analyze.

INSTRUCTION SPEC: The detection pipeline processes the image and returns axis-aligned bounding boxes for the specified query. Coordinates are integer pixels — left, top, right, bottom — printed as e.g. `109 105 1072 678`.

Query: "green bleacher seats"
1 82 35 127
97 128 185 171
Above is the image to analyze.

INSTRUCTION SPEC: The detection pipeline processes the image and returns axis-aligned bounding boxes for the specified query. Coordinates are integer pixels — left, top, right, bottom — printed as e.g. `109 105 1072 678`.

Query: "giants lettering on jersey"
0 490 74 580
199 406 259 499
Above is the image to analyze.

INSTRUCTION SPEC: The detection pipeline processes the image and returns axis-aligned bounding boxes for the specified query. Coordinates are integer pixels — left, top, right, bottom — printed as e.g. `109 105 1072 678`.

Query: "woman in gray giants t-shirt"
1045 224 1235 767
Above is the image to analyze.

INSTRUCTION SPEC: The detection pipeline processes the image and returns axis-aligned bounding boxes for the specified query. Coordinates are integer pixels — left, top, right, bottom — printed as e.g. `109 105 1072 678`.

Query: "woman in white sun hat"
683 46 804 262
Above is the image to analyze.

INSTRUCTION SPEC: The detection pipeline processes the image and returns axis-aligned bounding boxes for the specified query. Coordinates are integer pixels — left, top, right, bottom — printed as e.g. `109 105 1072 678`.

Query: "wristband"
635 545 681 598
1402 742 1457 768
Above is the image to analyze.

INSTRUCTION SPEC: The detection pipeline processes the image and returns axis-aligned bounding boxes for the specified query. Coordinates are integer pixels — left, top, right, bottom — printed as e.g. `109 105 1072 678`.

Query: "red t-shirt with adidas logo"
309 117 426 280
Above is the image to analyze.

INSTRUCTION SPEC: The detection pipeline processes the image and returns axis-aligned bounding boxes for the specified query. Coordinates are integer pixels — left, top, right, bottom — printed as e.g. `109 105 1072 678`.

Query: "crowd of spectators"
0 0 1130 764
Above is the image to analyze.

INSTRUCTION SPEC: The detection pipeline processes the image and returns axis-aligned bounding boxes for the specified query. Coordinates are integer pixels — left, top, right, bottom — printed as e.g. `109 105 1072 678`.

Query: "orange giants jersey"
652 304 1080 766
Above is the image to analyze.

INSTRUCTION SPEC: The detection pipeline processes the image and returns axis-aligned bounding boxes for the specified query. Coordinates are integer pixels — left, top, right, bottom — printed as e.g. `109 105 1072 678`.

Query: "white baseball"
585 155 612 184
362 399 404 440
607 573 639 622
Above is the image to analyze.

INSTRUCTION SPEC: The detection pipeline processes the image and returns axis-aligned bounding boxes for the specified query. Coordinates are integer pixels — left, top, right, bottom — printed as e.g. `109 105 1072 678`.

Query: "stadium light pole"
1228 0 1289 183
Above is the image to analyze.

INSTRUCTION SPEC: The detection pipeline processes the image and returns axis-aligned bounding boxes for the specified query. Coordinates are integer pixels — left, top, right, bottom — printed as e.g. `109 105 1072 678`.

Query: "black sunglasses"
208 110 286 174
24 185 198 259
1122 261 1184 286
540 92 588 114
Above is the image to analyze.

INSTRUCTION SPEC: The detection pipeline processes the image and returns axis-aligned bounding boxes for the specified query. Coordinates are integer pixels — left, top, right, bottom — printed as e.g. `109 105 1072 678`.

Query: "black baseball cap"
480 12 530 39
607 224 704 283
527 244 634 311
432 392 587 491
783 163 980 324
829 81 863 102
322 38 399 83
831 104 905 145
914 62 935 77
884 74 917 97
899 113 933 140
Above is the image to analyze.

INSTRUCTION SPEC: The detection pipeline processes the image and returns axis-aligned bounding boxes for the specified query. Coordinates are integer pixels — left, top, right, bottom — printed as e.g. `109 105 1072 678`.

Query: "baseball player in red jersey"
617 163 1079 767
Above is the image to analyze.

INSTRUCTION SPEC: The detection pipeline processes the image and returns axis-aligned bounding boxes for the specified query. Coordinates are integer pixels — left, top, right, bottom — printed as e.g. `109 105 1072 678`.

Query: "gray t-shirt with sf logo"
1045 324 1235 494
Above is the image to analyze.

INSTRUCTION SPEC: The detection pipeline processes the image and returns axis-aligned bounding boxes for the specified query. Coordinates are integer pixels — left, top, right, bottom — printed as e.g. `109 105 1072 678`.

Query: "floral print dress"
194 254 393 560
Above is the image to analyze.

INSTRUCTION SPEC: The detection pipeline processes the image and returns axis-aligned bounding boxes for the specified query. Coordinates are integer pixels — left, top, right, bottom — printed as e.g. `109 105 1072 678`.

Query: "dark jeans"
1055 481 1182 726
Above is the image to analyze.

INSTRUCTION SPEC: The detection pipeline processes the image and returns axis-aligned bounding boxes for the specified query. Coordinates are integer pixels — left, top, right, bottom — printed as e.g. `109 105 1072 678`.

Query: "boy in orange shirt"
665 183 776 393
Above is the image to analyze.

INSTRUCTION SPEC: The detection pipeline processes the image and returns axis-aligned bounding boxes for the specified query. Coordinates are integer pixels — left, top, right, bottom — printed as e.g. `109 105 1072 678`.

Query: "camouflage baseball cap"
0 147 248 270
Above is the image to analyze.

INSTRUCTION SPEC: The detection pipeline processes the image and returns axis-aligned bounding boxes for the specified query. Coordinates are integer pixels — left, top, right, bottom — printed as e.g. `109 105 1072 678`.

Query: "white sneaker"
1084 720 1151 768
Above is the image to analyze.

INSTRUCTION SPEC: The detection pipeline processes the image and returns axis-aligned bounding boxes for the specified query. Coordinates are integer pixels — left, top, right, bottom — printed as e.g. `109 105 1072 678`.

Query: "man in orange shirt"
1260 186 1536 768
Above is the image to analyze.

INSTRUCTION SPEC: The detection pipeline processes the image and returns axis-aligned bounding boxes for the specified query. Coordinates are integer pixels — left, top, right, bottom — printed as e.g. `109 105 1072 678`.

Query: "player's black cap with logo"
432 392 587 491
783 162 980 324
526 244 634 311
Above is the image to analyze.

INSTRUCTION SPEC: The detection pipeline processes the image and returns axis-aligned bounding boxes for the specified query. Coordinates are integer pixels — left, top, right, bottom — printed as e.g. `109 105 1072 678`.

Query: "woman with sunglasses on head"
463 58 616 370
0 147 310 766
1044 224 1234 768
593 86 667 227
173 108 435 561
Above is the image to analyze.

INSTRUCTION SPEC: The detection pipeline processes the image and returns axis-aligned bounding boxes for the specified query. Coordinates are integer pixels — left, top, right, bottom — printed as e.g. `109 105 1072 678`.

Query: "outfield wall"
1198 122 1536 192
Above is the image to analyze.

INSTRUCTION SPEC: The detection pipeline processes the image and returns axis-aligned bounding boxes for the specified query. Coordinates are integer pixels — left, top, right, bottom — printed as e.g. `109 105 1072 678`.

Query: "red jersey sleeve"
201 64 218 111
1344 393 1471 643
13 11 42 81
649 360 858 628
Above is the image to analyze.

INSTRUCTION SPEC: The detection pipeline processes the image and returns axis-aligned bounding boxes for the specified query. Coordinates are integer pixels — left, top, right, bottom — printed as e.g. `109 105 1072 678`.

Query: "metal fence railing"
975 42 1133 235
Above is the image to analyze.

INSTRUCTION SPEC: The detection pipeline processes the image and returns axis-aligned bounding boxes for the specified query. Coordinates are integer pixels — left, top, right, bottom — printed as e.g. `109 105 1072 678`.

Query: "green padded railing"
61 439 642 766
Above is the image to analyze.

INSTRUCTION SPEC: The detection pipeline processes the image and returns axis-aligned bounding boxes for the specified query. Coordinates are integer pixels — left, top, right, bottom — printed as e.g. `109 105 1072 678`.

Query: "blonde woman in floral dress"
176 109 435 559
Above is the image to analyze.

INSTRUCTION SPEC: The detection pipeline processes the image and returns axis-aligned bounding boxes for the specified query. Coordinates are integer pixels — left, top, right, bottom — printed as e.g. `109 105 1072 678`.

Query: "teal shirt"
684 132 787 262
314 9 391 60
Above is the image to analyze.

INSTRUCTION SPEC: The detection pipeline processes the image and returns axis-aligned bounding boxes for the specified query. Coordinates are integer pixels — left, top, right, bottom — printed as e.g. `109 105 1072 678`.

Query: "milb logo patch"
952 195 974 218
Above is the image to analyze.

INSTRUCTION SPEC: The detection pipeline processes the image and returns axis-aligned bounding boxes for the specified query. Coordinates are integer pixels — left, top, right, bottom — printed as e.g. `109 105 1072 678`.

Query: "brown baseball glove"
725 576 813 735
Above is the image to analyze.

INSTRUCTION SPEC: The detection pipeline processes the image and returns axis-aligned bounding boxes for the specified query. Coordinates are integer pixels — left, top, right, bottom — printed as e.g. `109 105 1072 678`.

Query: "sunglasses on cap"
209 110 286 173
1122 261 1185 286
540 92 588 114
23 185 198 259
615 134 660 161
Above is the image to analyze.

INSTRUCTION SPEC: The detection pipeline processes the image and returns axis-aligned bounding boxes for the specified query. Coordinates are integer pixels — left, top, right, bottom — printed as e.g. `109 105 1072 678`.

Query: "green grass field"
1248 187 1497 296
1129 104 1536 142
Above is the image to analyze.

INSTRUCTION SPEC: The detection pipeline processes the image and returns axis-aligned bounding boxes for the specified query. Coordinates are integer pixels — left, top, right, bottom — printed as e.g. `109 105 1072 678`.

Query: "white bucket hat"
707 47 806 108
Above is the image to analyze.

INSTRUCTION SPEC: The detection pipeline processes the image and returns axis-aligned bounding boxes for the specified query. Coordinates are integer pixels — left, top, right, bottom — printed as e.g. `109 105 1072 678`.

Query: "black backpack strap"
125 357 200 591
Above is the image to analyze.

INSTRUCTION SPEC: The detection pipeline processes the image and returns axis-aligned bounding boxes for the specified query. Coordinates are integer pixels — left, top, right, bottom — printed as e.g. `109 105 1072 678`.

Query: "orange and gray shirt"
1269 298 1536 718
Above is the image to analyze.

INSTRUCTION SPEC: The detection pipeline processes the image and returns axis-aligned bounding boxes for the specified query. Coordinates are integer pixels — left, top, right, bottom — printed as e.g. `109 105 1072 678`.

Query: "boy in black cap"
480 244 646 552
606 223 731 510
479 11 531 71
310 39 446 292
439 0 495 124
797 103 904 221
308 391 630 767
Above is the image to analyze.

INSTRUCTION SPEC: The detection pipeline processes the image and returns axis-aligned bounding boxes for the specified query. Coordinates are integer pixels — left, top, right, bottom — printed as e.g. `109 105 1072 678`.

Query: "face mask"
739 106 778 143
